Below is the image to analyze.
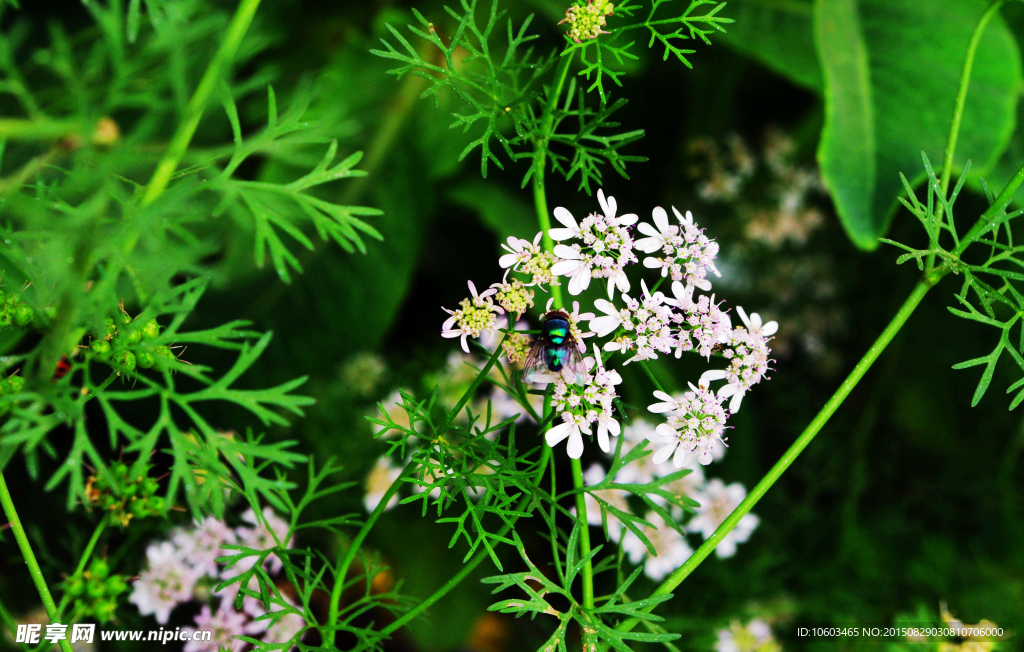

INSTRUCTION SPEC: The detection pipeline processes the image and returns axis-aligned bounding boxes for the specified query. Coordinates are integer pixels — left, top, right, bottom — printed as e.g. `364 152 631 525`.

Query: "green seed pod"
118 313 131 326
123 482 138 497
13 304 33 326
126 328 142 344
148 496 165 512
103 318 117 339
141 319 160 340
155 345 173 359
136 350 155 369
94 598 117 623
120 351 136 372
91 339 111 355
86 580 106 600
64 575 84 597
89 558 110 580
142 477 159 495
106 575 127 596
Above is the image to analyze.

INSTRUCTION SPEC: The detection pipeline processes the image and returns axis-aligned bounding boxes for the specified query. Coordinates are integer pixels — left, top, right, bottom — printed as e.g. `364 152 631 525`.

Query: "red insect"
53 355 71 380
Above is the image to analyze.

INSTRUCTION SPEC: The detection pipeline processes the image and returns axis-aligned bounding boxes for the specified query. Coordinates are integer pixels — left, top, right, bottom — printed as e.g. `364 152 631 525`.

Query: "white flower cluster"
550 189 638 298
716 618 780 652
581 422 758 581
546 346 623 458
437 187 776 465
128 510 304 651
635 206 721 290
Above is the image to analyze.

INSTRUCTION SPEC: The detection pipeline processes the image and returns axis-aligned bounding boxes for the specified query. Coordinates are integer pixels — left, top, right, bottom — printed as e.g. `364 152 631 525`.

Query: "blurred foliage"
0 0 1022 651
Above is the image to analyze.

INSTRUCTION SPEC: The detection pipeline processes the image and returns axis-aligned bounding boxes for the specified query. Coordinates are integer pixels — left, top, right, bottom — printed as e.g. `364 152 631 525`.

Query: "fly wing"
522 339 557 385
558 338 589 386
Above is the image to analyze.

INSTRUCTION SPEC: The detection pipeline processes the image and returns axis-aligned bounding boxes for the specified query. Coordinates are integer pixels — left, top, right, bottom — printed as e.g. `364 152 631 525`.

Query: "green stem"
56 520 108 619
139 0 262 208
938 0 1007 201
375 445 552 639
0 118 82 142
638 360 666 394
956 160 1024 254
326 460 412 635
570 457 595 609
616 277 938 634
0 471 73 652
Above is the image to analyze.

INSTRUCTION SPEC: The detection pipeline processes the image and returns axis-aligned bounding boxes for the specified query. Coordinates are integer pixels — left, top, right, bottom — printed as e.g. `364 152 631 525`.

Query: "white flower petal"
567 432 585 458
553 206 578 229
546 422 573 447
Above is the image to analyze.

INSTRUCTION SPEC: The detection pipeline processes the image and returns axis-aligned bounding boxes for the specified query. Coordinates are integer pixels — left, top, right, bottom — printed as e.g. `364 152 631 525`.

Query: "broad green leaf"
815 0 1022 249
718 0 821 91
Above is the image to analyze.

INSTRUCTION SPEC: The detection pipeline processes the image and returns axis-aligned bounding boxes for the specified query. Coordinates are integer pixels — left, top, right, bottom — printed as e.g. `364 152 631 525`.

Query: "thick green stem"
139 0 262 208
0 472 74 652
570 457 595 609
616 277 937 634
939 0 1007 201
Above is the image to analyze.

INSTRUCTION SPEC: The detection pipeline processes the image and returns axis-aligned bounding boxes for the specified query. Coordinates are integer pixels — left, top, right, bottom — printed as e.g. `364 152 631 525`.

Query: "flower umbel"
491 273 535 315
701 306 776 412
689 479 759 558
636 206 721 290
647 386 728 467
550 189 638 298
442 280 504 353
559 0 615 42
546 346 623 457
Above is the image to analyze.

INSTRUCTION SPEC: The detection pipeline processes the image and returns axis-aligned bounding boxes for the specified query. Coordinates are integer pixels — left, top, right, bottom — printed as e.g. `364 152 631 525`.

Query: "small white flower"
441 280 504 353
173 517 238 578
646 384 728 467
364 455 402 513
667 281 731 358
549 189 638 299
701 306 776 412
545 416 589 459
622 511 693 581
233 507 292 575
636 206 720 291
688 479 759 558
715 618 777 652
129 541 200 624
182 604 250 652
498 232 543 270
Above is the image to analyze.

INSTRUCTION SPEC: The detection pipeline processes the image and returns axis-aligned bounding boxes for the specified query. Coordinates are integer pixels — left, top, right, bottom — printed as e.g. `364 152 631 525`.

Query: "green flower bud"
86 580 106 600
91 339 111 355
137 350 156 369
118 313 131 326
155 345 174 359
89 558 110 580
120 351 136 372
94 598 117 623
13 304 33 326
64 575 84 597
2 375 25 394
126 328 142 344
106 575 127 596
104 318 117 339
141 319 160 340
142 477 159 495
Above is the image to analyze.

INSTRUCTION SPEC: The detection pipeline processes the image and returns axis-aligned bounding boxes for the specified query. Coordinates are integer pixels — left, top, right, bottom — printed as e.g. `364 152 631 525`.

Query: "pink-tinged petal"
717 383 739 398
634 238 663 254
672 444 689 468
672 207 691 225
693 278 713 291
761 321 779 336
597 188 614 218
553 244 582 259
498 253 520 268
637 221 660 237
567 432 585 459
750 312 763 331
442 315 458 331
736 306 752 330
506 236 522 250
697 448 714 465
441 330 461 339
545 422 573 446
478 287 498 299
533 231 544 246
699 369 729 386
706 241 720 257
652 442 677 464
643 257 663 269
616 212 638 226
553 206 578 229
590 315 620 337
460 334 471 353
549 228 577 241
652 424 679 443
551 259 584 276
468 280 480 298
729 390 744 413
652 206 670 233
593 298 617 316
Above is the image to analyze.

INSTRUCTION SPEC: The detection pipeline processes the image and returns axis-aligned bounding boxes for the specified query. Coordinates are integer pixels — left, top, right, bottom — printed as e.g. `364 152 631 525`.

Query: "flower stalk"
0 471 75 652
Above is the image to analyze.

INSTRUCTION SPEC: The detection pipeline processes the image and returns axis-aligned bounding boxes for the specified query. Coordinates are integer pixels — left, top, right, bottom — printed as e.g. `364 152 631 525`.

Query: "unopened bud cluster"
560 0 615 42
62 558 128 623
0 288 36 328
85 461 165 527
88 312 173 372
